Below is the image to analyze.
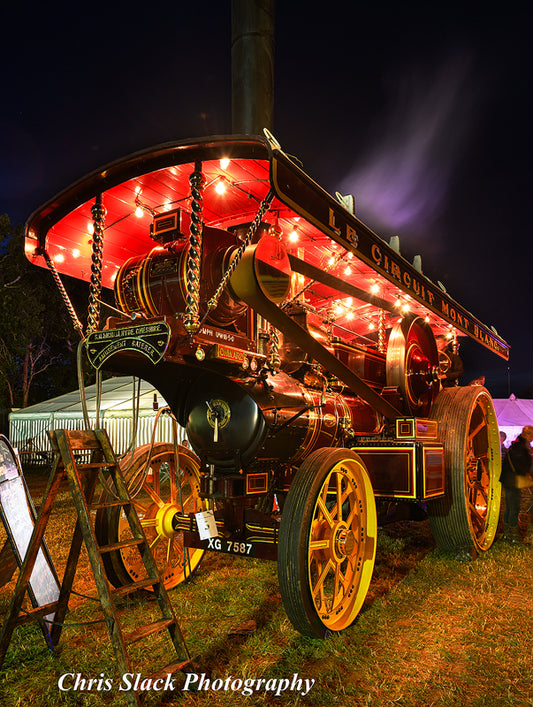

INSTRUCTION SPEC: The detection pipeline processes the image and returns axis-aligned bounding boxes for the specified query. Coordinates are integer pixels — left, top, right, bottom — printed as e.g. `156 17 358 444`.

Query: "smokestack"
231 0 275 135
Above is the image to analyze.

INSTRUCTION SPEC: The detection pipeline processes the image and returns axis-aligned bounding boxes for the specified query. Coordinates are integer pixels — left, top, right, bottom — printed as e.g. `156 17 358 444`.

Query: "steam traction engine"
25 134 509 637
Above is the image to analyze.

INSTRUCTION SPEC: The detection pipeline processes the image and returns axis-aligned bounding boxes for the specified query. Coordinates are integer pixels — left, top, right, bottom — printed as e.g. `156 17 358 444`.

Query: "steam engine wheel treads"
277 447 377 637
95 443 206 589
427 386 501 553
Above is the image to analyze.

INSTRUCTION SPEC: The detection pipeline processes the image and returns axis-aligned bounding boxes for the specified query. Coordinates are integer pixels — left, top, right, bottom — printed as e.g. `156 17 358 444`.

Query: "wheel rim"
101 443 206 589
428 386 501 552
306 456 376 633
464 392 501 549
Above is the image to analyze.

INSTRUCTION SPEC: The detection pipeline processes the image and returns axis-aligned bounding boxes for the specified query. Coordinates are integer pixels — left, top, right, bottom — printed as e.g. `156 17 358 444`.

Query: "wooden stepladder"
0 429 193 706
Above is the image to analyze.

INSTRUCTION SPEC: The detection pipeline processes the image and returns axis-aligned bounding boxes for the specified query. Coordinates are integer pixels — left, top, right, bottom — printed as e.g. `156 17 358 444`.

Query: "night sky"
1 2 530 398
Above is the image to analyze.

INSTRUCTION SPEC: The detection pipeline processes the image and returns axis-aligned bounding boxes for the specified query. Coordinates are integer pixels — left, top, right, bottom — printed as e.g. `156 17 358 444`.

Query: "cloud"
340 51 482 240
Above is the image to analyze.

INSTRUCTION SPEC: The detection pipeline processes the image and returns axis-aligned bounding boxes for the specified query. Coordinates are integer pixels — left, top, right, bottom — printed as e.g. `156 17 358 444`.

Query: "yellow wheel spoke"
132 499 148 513
152 465 161 496
345 502 358 528
336 473 343 519
317 495 335 527
334 564 345 607
140 518 158 528
178 491 193 512
469 502 485 530
149 533 163 550
469 419 486 444
311 558 334 600
142 482 166 508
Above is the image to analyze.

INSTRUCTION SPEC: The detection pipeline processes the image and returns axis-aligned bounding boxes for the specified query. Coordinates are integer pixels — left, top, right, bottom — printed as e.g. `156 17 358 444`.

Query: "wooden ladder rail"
0 428 193 706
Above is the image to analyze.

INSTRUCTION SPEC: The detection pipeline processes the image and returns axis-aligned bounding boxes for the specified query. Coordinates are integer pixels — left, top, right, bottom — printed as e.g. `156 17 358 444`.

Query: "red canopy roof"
24 134 509 360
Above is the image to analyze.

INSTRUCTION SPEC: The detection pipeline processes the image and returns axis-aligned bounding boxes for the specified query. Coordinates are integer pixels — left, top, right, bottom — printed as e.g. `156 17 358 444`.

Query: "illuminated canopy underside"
24 135 509 360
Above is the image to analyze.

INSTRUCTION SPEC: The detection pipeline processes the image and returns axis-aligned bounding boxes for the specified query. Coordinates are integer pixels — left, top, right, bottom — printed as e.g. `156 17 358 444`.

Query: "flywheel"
386 314 440 417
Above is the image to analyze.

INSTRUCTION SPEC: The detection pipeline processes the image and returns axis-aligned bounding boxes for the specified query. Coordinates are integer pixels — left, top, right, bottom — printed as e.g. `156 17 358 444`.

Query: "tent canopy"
493 395 533 446
11 377 166 416
8 377 182 462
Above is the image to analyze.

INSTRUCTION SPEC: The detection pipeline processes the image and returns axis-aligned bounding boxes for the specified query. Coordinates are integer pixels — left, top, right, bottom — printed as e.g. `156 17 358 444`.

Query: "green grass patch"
1 477 532 706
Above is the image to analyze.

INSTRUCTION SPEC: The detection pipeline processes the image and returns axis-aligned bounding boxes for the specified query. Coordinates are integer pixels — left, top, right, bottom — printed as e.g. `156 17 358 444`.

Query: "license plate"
205 537 255 556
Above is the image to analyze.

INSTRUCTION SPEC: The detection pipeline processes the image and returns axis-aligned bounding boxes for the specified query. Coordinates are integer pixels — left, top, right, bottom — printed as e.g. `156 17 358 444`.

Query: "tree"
0 214 86 409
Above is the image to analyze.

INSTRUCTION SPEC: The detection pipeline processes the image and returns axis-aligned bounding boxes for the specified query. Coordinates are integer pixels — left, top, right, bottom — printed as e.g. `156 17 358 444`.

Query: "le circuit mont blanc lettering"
326 206 506 357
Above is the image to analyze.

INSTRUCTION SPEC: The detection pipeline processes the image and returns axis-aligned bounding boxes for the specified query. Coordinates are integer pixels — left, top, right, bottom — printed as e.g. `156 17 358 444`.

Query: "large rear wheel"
428 386 501 553
278 448 377 637
96 442 206 589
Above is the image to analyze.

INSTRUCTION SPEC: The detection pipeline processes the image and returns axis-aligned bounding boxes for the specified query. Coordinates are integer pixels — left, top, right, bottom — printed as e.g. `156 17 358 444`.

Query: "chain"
87 194 106 335
183 162 206 333
206 190 274 314
378 309 386 353
267 324 281 372
42 250 84 339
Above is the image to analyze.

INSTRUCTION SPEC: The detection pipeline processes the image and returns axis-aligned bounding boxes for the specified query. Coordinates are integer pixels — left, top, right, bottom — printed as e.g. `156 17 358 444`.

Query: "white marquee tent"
9 377 186 464
10 380 531 463
493 395 533 447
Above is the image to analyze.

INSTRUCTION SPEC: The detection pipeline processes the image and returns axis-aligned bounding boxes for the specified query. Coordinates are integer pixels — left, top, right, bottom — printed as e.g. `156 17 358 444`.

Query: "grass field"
0 471 532 706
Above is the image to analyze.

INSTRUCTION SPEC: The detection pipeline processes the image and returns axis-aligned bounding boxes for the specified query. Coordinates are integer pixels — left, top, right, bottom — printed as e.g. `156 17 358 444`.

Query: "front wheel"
278 448 377 638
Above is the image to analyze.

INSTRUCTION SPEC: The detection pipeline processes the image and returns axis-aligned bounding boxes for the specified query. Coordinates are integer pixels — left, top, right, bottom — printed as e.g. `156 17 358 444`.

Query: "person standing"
499 425 533 543
500 431 507 458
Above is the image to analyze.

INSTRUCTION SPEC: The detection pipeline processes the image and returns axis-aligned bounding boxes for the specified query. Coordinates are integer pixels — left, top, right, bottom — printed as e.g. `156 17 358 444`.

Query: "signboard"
85 321 171 369
271 153 510 360
0 435 60 647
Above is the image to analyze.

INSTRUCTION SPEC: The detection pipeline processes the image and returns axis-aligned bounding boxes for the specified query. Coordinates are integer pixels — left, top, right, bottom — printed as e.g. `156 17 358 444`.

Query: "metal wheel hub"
334 526 356 558
155 502 180 539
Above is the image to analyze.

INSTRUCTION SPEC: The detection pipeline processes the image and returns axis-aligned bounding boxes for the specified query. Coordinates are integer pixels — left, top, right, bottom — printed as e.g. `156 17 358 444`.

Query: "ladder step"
14 600 60 626
98 538 145 553
147 660 193 683
123 618 175 644
111 577 160 598
90 499 130 510
75 462 114 470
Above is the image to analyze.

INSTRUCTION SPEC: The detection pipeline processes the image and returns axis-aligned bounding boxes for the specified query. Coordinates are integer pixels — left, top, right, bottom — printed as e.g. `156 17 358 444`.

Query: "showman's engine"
112 221 390 487
24 135 508 637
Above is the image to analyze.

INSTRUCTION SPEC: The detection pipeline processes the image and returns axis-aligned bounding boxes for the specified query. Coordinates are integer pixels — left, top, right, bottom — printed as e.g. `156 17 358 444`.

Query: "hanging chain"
378 309 386 353
183 162 206 334
42 250 84 339
206 190 274 314
87 194 106 335
267 325 281 372
266 220 282 372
